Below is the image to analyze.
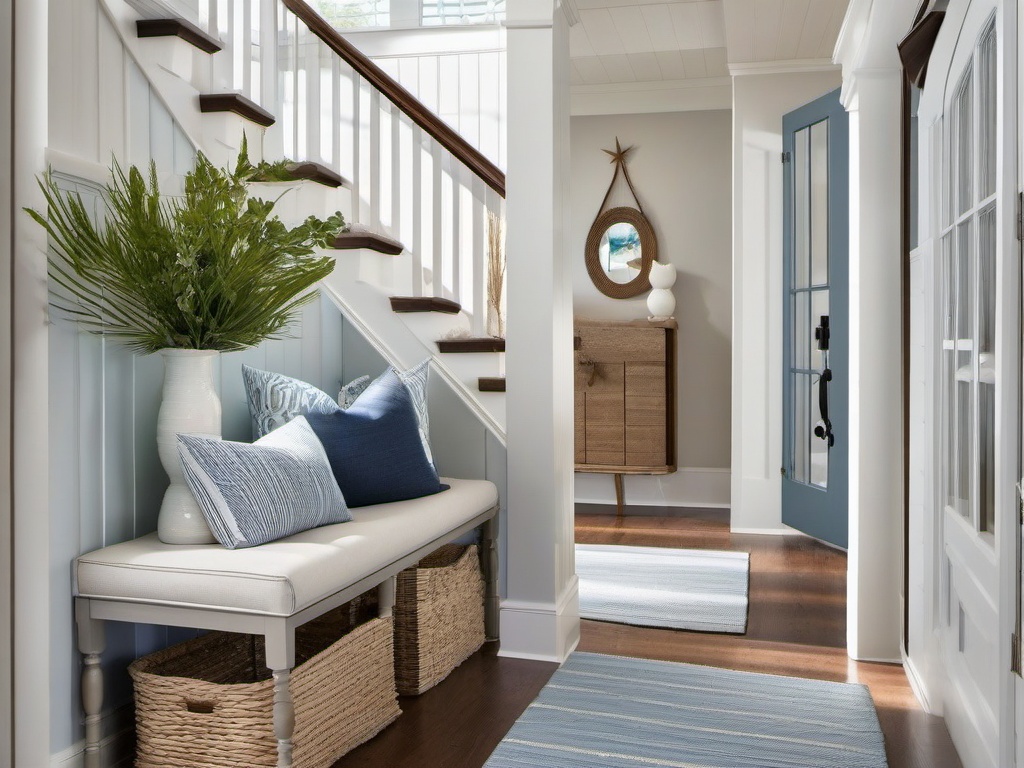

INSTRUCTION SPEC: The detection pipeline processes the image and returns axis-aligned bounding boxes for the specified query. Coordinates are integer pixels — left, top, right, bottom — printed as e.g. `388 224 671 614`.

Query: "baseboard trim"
498 576 580 663
902 650 936 714
730 526 799 536
574 467 730 510
51 706 134 768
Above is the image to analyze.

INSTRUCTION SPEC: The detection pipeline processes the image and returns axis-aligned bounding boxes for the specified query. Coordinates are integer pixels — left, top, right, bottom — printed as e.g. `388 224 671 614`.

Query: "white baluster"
391 104 401 237
261 0 282 157
450 160 461 310
431 140 444 300
412 125 424 297
353 74 367 224
305 35 321 162
369 89 381 229
330 56 341 170
472 177 486 337
240 0 252 99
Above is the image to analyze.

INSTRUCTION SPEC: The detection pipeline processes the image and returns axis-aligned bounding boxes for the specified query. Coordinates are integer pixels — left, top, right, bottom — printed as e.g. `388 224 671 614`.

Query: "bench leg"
377 576 396 619
482 515 499 642
75 599 105 768
272 669 294 767
265 624 296 768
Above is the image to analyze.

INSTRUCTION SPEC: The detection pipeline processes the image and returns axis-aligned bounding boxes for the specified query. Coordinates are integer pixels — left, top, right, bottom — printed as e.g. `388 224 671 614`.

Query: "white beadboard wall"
45 4 507 762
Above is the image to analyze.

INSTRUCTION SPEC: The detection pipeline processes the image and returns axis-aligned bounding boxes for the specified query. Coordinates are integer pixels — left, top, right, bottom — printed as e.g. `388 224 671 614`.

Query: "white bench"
73 477 499 768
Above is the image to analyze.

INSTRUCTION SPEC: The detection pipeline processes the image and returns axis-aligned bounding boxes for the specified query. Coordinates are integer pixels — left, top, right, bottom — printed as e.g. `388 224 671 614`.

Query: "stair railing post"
261 0 284 158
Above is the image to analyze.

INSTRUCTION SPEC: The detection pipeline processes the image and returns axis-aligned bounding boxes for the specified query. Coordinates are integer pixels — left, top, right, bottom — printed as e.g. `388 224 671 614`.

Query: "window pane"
794 127 810 289
942 234 957 507
810 373 828 489
312 0 390 28
810 120 829 286
979 23 997 199
955 68 973 216
811 291 830 373
979 205 996 534
793 373 809 484
422 0 505 25
794 290 809 370
979 205 996 354
980 383 995 533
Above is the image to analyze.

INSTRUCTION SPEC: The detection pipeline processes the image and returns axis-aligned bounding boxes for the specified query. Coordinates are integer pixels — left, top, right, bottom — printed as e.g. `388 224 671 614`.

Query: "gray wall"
571 110 732 507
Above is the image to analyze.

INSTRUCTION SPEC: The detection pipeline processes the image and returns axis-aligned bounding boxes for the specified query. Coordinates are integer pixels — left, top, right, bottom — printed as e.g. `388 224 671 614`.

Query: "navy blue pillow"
305 368 446 507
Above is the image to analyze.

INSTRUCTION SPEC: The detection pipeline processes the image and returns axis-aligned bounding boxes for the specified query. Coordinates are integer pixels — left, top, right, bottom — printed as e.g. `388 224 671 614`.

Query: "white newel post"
156 349 221 544
501 0 579 661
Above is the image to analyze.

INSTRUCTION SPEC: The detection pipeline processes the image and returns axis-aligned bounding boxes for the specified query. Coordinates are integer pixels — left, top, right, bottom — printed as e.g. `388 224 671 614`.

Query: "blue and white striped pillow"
177 416 351 549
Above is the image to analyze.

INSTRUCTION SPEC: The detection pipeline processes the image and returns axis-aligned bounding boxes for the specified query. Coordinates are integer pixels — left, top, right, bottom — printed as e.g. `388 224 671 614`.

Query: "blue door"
782 89 848 549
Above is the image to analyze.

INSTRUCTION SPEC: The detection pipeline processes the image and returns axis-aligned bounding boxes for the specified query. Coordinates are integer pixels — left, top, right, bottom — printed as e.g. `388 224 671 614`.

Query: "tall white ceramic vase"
157 349 221 544
647 261 677 321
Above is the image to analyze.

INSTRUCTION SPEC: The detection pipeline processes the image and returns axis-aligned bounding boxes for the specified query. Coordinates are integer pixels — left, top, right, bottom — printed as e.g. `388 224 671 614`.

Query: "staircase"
112 0 507 439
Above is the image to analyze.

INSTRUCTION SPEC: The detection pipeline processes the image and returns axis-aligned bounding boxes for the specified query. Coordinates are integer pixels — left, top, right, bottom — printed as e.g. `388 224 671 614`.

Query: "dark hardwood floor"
337 508 961 768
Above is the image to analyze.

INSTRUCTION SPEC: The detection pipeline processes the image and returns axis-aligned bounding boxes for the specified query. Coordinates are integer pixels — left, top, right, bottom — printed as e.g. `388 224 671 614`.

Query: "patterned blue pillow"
305 369 446 508
242 365 341 440
338 375 371 409
177 416 350 549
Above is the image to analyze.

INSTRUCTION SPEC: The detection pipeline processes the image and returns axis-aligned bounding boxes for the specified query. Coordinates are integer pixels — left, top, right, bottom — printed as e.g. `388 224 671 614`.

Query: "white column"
843 72 904 662
500 0 579 662
12 0 51 763
0 0 12 761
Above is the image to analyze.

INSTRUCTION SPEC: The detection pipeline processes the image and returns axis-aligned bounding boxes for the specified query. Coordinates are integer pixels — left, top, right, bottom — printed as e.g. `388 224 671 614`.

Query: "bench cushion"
75 478 497 617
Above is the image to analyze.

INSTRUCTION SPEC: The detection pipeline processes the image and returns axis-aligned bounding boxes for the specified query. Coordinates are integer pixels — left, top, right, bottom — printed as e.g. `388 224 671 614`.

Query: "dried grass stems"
486 212 506 339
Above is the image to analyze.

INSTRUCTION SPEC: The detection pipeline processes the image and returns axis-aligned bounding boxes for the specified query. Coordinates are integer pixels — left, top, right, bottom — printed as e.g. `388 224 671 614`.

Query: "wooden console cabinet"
574 319 677 512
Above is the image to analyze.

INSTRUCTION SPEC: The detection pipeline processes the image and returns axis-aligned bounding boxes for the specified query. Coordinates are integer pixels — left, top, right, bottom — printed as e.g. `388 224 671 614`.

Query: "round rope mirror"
585 207 657 299
585 138 658 299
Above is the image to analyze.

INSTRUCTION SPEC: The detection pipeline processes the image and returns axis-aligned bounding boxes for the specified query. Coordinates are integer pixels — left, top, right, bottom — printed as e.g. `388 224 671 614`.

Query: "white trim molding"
574 467 731 509
728 58 840 77
571 77 732 116
498 575 580 662
50 707 134 768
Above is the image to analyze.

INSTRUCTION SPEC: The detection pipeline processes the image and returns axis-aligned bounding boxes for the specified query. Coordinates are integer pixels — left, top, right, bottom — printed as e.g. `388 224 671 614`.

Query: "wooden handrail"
281 0 506 198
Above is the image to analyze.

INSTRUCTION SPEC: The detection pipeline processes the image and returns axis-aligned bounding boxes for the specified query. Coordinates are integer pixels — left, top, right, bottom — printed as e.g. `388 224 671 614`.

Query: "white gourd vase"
157 349 221 544
647 261 677 321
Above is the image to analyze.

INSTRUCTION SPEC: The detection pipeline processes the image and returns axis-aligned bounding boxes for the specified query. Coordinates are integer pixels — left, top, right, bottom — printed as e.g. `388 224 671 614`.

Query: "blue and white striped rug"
484 653 889 768
576 544 750 633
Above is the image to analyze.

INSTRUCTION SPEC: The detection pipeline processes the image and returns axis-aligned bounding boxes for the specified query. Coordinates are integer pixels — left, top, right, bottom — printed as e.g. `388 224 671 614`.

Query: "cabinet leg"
614 474 624 518
75 599 105 768
272 668 294 768
482 514 500 642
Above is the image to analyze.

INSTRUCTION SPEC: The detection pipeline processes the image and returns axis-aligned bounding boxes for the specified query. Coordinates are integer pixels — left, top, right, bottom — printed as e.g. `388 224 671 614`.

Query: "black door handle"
813 314 834 447
813 368 834 447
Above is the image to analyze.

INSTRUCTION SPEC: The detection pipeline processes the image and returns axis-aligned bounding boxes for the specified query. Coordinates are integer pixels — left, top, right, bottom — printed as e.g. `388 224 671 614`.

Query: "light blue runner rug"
484 652 889 768
576 544 750 633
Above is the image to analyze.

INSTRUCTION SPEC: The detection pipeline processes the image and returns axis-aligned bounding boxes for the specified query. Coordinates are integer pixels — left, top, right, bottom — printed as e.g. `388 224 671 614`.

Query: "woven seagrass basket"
129 600 400 768
394 544 485 695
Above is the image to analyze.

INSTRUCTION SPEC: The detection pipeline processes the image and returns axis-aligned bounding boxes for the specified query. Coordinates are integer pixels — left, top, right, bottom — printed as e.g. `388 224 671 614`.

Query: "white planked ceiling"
569 0 850 87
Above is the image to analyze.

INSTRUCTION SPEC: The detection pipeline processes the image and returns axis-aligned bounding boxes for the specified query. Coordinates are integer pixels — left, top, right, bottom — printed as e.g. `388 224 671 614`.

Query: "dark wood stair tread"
478 377 505 392
199 93 275 127
137 18 222 54
331 230 404 255
437 337 505 353
389 297 461 314
284 162 348 188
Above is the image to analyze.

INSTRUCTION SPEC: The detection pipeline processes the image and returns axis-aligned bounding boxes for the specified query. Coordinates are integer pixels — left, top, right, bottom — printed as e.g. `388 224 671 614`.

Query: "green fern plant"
26 150 345 353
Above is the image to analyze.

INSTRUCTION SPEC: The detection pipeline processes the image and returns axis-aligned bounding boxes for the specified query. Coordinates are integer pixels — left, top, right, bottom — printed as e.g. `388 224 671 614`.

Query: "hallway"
337 509 961 768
